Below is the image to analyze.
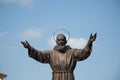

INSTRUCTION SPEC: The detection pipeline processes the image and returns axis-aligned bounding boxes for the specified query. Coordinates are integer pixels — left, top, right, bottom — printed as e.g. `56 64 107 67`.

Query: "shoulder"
70 48 82 53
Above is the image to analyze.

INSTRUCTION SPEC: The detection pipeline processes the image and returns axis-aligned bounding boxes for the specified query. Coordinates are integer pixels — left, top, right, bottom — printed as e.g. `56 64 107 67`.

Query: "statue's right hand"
21 41 31 49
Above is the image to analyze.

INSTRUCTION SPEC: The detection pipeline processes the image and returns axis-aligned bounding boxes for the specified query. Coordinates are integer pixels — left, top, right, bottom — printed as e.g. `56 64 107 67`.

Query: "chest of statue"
51 50 67 62
49 50 75 70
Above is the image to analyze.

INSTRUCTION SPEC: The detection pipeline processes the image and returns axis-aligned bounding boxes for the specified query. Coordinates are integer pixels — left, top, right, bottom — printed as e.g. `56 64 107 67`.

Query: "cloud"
0 32 8 37
0 0 34 8
68 38 87 49
48 36 56 48
21 28 43 40
48 36 87 49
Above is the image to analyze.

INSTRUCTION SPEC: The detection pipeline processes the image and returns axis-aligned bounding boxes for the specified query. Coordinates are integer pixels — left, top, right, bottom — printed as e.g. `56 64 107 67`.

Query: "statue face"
56 34 67 46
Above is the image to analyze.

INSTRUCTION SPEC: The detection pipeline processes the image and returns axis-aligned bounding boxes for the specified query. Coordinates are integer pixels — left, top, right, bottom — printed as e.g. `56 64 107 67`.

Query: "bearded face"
53 34 71 53
54 34 67 52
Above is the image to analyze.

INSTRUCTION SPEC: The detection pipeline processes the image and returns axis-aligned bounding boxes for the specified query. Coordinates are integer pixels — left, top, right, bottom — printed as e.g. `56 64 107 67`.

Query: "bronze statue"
21 33 97 80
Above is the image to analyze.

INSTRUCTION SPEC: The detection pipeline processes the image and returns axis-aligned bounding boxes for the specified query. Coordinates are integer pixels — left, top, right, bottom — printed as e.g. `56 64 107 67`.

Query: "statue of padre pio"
21 30 97 80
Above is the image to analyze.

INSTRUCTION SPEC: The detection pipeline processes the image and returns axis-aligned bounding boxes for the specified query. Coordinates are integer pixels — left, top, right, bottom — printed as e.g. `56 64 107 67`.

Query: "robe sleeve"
74 42 92 61
28 47 50 63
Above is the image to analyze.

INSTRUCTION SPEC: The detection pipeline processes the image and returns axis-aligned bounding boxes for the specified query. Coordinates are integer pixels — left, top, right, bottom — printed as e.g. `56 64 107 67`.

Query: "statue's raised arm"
75 33 97 61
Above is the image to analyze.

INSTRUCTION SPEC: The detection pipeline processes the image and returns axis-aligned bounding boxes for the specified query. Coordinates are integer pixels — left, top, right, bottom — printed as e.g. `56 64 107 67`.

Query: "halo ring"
53 29 70 41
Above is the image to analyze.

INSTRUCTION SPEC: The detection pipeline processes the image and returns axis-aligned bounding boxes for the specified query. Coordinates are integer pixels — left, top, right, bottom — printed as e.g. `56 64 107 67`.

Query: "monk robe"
28 45 92 80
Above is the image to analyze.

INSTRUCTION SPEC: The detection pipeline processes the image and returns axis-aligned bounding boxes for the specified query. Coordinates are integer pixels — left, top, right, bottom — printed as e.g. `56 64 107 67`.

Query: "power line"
0 46 20 48
0 46 120 51
93 48 120 51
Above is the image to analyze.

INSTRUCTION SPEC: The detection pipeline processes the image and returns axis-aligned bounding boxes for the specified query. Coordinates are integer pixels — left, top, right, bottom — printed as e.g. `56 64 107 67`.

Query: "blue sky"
0 0 120 80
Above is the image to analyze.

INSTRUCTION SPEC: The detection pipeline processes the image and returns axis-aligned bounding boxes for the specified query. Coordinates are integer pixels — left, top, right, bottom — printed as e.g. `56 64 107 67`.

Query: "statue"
21 32 97 80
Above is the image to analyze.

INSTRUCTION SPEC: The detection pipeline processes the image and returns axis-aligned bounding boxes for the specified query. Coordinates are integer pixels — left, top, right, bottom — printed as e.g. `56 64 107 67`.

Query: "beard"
54 45 71 53
55 45 66 52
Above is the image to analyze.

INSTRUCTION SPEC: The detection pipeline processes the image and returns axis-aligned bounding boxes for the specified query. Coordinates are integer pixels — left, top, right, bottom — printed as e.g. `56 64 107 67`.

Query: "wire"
0 46 20 48
93 48 120 51
0 46 120 51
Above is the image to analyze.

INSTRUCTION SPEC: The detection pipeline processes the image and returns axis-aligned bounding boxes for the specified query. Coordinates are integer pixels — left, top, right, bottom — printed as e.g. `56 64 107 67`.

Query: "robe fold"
28 46 92 80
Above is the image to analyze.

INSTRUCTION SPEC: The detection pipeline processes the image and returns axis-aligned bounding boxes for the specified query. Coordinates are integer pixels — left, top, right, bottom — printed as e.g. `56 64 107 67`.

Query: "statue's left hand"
89 33 97 42
21 41 31 49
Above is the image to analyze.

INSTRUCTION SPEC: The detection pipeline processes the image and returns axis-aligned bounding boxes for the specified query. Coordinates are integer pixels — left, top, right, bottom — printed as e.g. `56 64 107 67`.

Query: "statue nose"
60 41 64 44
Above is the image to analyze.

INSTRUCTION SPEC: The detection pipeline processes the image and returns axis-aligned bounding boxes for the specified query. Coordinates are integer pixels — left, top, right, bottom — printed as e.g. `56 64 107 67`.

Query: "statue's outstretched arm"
79 33 97 60
21 41 50 63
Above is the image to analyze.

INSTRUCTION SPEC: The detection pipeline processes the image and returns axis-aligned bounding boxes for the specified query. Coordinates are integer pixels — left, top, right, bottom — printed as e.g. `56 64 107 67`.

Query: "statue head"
56 34 67 46
54 34 71 53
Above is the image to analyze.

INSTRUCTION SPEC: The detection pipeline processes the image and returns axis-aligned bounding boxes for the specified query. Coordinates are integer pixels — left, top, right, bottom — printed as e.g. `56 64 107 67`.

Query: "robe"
28 46 92 80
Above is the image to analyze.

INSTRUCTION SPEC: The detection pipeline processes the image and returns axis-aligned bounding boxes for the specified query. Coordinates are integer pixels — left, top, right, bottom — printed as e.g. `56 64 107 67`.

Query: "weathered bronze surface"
21 33 97 80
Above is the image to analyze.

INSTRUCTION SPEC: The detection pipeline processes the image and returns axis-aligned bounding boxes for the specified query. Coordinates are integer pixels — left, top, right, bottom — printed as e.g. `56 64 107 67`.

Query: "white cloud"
21 28 43 40
48 36 87 49
0 32 8 37
68 38 87 49
48 36 56 48
0 0 34 8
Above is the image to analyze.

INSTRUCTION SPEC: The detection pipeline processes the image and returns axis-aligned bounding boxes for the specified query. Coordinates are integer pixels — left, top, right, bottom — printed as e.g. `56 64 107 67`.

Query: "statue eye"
57 39 65 42
57 39 60 41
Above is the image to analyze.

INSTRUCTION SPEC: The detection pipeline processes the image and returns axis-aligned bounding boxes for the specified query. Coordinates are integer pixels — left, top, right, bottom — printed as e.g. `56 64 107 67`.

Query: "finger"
90 33 92 37
94 33 97 38
93 33 97 41
21 41 24 44
26 41 29 45
94 33 97 37
26 41 31 47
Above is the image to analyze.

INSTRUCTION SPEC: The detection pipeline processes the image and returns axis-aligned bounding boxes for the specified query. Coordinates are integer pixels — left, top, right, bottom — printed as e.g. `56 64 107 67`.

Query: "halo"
53 29 70 41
